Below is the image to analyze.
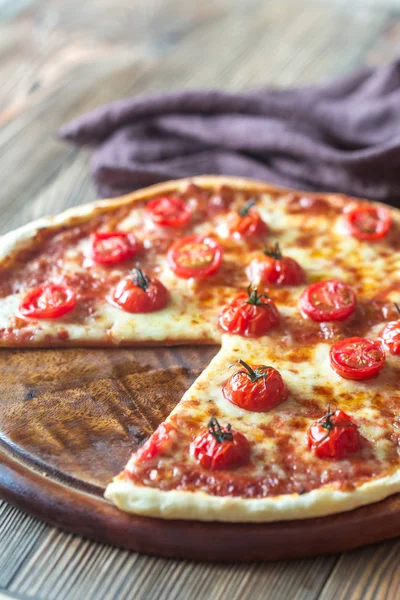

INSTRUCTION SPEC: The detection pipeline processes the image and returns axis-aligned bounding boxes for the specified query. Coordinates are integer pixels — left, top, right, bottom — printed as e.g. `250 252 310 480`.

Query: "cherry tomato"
300 279 356 322
219 286 280 337
330 336 385 380
167 235 223 279
135 423 175 463
19 284 76 319
109 268 168 313
247 242 305 286
90 231 140 265
343 205 392 241
380 322 400 355
190 416 251 470
229 200 268 239
308 408 361 459
222 360 288 412
208 186 235 215
146 195 191 228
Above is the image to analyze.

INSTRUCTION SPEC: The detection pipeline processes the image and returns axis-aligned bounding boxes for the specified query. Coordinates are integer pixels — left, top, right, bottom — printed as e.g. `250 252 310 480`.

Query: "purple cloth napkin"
59 60 400 205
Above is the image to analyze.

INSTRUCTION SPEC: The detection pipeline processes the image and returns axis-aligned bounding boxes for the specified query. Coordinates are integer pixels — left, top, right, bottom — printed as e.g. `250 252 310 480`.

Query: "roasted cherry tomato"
190 416 251 470
343 204 392 241
330 336 385 380
135 423 175 463
300 279 356 322
109 268 168 313
146 195 191 228
379 303 400 355
308 407 361 459
247 242 305 286
219 285 280 337
90 231 140 265
167 235 223 279
229 199 268 239
19 284 76 319
208 186 235 215
223 360 288 412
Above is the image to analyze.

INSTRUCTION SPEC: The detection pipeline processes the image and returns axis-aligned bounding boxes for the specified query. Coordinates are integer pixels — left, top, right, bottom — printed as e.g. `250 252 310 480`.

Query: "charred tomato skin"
300 279 356 322
219 292 280 337
329 336 385 380
19 284 76 319
308 409 361 459
191 427 251 470
223 364 289 412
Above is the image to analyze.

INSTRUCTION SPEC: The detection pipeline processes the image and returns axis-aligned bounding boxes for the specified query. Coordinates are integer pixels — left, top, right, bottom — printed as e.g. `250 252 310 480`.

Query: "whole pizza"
1 176 400 523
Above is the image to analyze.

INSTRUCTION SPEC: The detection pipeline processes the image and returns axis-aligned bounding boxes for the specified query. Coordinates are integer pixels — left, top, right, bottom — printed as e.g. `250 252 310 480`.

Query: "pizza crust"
104 469 400 522
0 175 340 267
105 329 400 522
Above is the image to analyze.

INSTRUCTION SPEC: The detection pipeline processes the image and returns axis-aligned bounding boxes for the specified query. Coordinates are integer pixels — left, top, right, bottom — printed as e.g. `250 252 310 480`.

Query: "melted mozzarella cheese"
106 334 400 521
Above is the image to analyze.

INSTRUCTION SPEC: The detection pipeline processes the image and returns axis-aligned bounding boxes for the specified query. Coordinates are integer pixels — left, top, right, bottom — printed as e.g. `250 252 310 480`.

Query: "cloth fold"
59 59 400 204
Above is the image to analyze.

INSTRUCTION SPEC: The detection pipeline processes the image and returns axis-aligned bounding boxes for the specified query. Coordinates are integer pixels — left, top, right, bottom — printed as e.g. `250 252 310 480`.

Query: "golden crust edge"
104 469 400 523
0 174 376 268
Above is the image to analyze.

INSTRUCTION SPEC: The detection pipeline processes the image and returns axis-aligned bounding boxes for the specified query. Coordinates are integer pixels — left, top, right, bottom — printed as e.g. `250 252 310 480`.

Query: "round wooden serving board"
1 344 400 562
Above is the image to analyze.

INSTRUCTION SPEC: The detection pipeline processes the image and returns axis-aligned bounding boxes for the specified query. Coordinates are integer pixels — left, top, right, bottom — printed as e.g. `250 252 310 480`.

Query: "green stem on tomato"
238 198 256 217
208 416 233 443
246 283 271 306
131 267 151 291
263 241 282 260
231 359 273 386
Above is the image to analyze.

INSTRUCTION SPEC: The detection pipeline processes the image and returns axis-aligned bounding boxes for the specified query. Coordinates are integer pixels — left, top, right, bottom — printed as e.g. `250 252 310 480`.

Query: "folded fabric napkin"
59 59 400 205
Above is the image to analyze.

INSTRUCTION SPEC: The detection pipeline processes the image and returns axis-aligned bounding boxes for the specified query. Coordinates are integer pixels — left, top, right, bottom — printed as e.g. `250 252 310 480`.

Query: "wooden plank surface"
1 0 400 598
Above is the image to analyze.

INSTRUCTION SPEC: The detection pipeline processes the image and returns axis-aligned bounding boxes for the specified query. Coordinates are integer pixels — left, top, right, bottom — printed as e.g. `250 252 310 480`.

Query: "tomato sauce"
126 440 388 497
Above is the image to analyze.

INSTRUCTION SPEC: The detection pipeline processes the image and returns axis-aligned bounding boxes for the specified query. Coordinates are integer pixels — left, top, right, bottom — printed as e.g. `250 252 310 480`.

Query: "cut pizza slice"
0 179 257 346
105 333 400 522
1 175 398 349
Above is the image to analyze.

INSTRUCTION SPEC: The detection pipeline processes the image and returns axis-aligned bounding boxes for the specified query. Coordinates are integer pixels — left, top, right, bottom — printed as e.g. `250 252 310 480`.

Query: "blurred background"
1 0 400 235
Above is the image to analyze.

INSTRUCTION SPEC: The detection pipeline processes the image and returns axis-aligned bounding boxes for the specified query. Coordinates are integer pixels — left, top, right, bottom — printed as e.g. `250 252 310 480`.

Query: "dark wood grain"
0 346 217 490
2 336 400 561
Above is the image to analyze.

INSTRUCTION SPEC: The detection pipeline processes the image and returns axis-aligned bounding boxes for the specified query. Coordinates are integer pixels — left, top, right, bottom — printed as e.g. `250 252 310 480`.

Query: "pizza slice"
105 325 400 522
0 179 256 346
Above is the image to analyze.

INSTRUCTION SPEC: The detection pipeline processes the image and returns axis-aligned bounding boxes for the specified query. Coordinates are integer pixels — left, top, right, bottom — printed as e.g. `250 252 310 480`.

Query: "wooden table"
1 0 400 598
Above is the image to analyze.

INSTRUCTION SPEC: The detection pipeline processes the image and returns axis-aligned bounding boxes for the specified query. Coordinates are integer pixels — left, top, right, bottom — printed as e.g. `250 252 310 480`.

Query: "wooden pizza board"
1 345 400 561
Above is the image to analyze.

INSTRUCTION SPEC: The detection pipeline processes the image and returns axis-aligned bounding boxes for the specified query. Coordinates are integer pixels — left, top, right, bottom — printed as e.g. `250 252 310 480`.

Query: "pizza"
1 176 400 523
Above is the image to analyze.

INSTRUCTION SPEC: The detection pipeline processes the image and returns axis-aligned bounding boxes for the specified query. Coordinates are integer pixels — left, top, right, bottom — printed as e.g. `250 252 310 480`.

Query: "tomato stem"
232 359 272 385
246 283 271 306
395 302 400 316
318 402 336 433
238 198 256 217
131 267 151 291
263 241 282 260
208 416 233 443
316 403 358 447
